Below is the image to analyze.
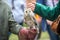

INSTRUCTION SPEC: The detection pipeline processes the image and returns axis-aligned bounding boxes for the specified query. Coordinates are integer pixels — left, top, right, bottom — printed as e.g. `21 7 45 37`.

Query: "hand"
19 27 37 40
26 0 36 11
46 20 53 26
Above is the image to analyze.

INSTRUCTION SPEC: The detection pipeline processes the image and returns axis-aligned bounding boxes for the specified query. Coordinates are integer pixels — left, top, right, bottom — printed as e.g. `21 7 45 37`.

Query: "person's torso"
6 0 26 23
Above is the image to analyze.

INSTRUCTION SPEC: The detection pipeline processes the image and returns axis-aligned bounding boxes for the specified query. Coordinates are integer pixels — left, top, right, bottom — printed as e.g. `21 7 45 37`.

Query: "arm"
34 0 60 21
8 6 37 40
8 11 37 40
8 6 23 34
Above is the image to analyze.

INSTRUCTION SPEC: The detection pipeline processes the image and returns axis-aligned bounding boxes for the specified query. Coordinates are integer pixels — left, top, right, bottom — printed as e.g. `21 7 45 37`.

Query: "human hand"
46 20 53 26
26 0 36 11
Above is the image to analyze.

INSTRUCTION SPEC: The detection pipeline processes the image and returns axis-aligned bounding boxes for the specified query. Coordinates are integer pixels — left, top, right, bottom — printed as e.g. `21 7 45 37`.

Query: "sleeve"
34 0 60 21
8 6 23 35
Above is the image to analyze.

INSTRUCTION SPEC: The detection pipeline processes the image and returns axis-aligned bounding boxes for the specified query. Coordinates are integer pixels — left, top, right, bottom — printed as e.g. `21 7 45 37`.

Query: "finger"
31 0 36 4
27 3 35 11
26 0 36 3
26 3 33 7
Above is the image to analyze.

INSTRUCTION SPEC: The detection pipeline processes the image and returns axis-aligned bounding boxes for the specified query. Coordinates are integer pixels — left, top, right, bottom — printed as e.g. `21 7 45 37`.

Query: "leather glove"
18 27 37 40
51 15 60 35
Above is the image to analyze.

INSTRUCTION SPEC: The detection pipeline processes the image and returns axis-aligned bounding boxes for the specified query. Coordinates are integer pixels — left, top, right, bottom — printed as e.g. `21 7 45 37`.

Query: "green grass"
9 31 50 40
9 33 18 40
40 31 50 40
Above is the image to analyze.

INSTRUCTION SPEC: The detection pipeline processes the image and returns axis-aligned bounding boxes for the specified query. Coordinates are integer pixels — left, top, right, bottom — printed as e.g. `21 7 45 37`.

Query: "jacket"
34 0 60 21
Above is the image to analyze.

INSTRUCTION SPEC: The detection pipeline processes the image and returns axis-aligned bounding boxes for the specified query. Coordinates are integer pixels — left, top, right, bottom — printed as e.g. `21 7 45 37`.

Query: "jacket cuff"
10 24 23 35
33 3 39 14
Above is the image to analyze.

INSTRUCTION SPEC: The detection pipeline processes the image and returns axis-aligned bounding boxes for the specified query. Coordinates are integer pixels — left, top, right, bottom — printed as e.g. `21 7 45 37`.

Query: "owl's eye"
26 11 27 13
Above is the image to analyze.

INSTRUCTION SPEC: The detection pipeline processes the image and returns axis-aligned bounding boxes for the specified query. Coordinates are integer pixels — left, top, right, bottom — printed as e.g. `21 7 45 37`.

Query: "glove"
28 27 37 39
18 27 37 40
51 15 60 35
